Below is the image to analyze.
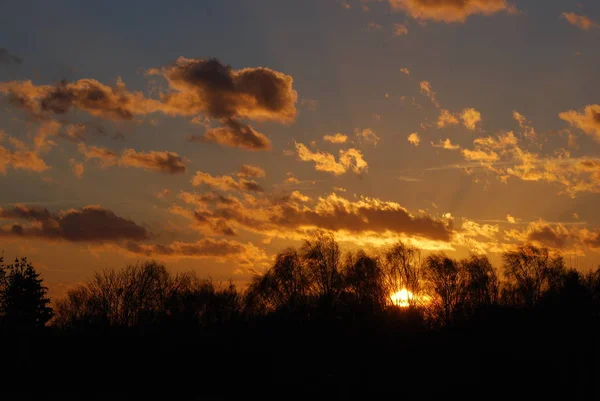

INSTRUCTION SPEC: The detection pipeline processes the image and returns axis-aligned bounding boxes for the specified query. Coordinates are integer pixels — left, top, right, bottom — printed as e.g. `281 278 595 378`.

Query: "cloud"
355 128 380 146
284 172 299 184
69 158 84 179
78 143 119 167
461 148 499 162
437 109 459 128
461 108 482 130
323 133 348 144
188 119 272 151
0 48 22 65
393 23 409 35
148 57 297 123
437 108 481 129
177 190 453 244
1 57 297 152
191 171 264 192
505 219 600 254
0 138 49 174
0 78 163 121
513 111 537 140
119 149 186 174
408 132 420 147
432 138 460 150
78 144 186 173
400 67 411 75
559 104 600 142
506 214 517 224
237 164 266 178
295 143 368 176
472 131 518 150
561 12 598 30
124 238 268 265
388 0 517 23
0 205 149 243
420 81 439 107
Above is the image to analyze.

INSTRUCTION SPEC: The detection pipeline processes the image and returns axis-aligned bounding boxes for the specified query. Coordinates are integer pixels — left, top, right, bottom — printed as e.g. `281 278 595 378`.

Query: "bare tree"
301 231 343 310
502 244 565 307
380 242 423 307
423 253 464 325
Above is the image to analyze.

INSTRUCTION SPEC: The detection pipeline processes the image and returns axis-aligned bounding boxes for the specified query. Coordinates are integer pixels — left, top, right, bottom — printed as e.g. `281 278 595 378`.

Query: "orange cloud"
237 164 266 178
393 23 409 35
191 171 264 192
561 12 598 30
78 144 186 174
437 109 459 128
323 133 348 144
461 108 482 130
295 143 368 176
432 138 460 150
0 138 49 174
0 78 163 120
420 81 439 107
355 128 380 146
559 104 600 142
176 189 453 245
408 132 420 147
388 0 517 23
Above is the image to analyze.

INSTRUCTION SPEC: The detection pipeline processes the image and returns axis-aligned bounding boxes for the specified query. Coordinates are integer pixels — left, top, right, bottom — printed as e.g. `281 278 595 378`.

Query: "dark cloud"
188 119 272 151
78 144 187 174
0 48 22 65
0 78 163 120
120 149 187 174
191 171 264 193
150 57 297 123
124 237 266 264
237 164 266 178
0 205 149 242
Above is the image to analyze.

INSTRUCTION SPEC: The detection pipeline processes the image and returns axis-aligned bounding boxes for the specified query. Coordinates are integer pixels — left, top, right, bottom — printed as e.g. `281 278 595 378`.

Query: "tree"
501 244 565 307
245 247 311 316
459 254 499 312
0 257 53 331
301 231 343 310
380 242 423 307
423 253 464 325
342 250 386 312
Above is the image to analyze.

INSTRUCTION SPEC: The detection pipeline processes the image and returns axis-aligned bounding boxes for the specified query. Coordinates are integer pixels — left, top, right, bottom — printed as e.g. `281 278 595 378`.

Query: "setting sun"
390 288 432 307
390 288 414 307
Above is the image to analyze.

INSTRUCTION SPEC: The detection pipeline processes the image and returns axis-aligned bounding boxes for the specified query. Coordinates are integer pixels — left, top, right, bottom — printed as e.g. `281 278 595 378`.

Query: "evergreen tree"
0 257 53 331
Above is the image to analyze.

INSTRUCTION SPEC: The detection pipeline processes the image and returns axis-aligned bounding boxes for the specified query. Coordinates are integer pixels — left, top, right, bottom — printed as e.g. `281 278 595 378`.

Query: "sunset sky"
1 0 599 298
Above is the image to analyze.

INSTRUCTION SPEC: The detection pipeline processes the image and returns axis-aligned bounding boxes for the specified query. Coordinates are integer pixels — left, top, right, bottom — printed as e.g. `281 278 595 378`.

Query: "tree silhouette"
342 250 386 313
0 257 53 332
501 244 566 307
423 253 464 325
380 242 423 307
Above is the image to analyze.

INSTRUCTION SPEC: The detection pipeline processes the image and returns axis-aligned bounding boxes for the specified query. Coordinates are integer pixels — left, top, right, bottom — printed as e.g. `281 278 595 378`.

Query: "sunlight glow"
390 288 432 308
390 289 413 307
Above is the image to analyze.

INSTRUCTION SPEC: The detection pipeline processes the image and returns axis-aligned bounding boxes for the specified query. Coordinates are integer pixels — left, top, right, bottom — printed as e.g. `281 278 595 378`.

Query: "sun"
390 288 413 308
390 288 431 307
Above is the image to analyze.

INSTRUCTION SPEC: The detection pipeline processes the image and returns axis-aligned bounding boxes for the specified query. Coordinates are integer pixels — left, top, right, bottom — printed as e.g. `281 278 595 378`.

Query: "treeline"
2 232 599 333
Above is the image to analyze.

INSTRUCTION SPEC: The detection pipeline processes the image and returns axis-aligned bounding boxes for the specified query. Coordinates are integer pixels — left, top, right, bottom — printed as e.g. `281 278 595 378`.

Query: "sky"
1 0 599 299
